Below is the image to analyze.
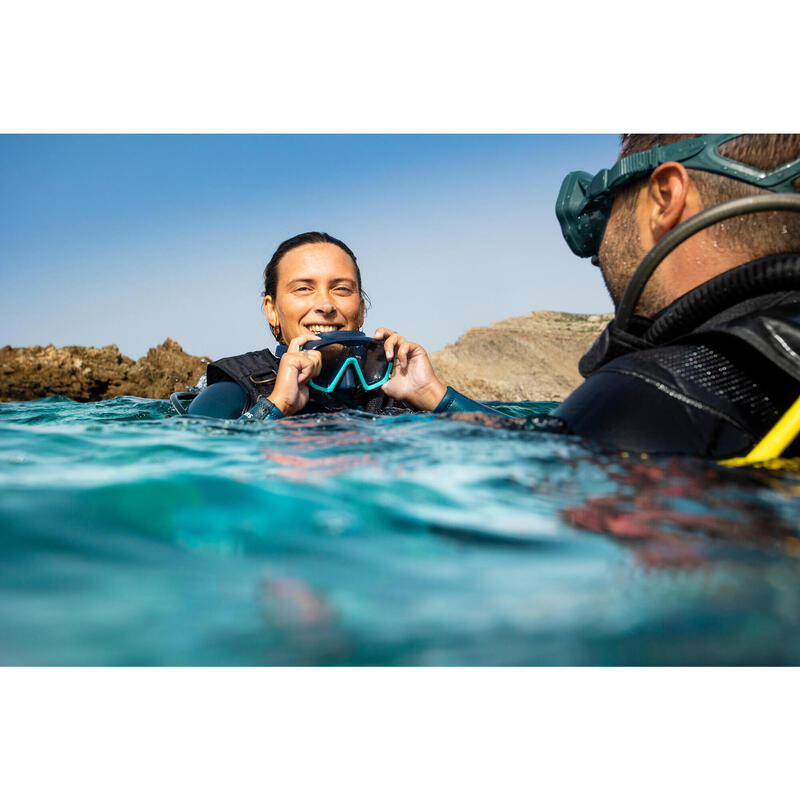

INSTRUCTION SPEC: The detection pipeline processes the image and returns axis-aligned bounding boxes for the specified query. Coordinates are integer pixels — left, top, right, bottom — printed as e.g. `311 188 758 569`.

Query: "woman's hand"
374 328 447 411
267 334 322 416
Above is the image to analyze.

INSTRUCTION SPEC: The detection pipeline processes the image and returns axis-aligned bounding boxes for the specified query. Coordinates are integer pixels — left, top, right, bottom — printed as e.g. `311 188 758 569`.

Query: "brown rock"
428 310 612 402
0 340 209 402
117 338 209 400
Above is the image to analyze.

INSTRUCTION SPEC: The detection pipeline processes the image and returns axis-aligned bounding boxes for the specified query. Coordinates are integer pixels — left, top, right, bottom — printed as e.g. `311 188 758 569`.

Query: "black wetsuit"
553 253 800 458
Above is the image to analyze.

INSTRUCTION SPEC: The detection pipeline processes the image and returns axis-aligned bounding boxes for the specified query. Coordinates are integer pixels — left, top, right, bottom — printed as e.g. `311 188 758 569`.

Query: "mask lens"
556 171 612 259
309 340 391 391
582 197 612 258
315 343 350 388
358 341 391 385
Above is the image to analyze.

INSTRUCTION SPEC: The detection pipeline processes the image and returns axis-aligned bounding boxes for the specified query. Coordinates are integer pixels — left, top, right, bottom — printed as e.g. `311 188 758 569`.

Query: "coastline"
0 311 612 403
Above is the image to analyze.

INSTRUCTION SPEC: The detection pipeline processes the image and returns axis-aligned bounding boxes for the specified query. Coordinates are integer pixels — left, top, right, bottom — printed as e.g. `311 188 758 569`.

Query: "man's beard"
597 208 668 319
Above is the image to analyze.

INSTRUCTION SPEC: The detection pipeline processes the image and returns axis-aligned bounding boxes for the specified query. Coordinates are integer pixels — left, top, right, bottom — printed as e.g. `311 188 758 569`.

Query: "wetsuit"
187 347 493 420
553 253 800 458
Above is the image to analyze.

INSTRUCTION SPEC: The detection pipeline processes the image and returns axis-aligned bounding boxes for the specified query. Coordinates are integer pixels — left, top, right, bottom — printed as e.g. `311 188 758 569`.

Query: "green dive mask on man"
555 134 800 261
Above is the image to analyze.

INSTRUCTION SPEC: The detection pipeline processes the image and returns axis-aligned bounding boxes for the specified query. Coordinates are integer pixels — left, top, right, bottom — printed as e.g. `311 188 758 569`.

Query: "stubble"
597 202 669 319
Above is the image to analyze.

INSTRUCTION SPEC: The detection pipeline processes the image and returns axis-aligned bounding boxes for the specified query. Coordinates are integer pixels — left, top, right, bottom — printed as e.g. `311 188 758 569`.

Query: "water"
2 395 800 665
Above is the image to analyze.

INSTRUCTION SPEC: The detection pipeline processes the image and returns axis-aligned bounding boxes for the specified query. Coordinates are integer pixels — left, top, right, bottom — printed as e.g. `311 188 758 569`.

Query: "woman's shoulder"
186 380 248 418
186 347 280 419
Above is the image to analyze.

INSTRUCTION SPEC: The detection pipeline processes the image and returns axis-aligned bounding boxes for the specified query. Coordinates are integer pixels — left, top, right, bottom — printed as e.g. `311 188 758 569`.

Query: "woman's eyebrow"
285 277 317 286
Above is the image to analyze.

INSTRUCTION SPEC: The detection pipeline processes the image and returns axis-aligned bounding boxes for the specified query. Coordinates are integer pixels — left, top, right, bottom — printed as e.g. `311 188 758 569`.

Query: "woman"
187 231 496 420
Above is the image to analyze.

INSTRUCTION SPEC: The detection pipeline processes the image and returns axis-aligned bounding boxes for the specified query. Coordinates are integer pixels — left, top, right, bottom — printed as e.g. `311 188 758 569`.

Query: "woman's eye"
293 286 312 293
334 287 354 295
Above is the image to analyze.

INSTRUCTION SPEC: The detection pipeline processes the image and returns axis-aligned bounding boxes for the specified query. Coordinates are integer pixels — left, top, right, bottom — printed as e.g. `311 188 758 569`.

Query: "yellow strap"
721 393 800 467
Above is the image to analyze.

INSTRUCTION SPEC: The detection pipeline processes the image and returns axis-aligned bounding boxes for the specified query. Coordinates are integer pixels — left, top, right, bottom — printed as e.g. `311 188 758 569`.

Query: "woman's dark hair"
262 231 368 304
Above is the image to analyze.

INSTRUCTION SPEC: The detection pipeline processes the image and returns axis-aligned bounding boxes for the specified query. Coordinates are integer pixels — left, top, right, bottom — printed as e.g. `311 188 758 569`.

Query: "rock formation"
0 311 611 403
0 339 208 403
428 311 612 402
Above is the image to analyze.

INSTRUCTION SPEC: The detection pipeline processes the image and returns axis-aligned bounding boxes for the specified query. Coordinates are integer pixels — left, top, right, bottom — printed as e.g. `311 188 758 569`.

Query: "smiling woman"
262 232 366 343
185 232 499 421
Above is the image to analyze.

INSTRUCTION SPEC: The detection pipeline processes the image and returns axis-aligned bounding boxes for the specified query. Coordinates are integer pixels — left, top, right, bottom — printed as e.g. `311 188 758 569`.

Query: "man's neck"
656 233 754 310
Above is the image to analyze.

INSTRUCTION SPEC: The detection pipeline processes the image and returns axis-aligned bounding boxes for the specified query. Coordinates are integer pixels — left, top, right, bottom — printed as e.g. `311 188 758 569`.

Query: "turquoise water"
2 395 800 665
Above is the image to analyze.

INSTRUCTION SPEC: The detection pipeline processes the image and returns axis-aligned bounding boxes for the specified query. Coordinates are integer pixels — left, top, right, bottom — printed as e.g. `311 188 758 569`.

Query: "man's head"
595 134 800 317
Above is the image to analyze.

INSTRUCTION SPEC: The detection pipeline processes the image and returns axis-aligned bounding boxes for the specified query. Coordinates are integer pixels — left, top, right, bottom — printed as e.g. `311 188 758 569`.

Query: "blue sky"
0 135 620 359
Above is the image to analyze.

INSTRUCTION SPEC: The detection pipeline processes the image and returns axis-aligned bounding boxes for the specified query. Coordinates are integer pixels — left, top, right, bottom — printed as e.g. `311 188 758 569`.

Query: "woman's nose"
316 293 336 313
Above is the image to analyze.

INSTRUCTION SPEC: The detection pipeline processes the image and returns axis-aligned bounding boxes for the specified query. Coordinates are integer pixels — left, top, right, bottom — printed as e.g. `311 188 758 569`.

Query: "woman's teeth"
307 325 341 333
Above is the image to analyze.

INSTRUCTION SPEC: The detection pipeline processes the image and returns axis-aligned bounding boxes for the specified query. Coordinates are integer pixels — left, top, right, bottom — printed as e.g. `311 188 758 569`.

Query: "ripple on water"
1 395 800 664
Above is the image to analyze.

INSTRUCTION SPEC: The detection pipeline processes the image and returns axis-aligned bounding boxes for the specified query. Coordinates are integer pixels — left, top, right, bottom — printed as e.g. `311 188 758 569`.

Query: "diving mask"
555 134 800 260
276 331 393 393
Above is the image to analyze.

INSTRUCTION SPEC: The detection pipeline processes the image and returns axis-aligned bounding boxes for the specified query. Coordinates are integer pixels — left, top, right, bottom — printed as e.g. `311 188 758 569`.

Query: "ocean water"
1 395 800 665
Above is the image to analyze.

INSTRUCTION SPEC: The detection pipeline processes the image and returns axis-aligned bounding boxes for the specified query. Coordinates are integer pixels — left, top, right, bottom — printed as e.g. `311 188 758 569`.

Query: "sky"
0 134 621 360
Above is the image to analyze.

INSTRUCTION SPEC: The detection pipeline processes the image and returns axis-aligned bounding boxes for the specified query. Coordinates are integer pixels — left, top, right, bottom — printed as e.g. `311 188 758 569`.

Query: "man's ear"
263 295 279 328
647 161 692 241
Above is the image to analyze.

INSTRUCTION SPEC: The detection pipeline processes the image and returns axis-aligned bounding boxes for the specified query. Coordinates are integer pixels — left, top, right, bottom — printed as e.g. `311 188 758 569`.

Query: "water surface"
2 396 800 665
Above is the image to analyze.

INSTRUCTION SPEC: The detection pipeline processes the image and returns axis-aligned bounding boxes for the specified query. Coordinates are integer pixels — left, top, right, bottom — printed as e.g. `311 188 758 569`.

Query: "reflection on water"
1 395 799 665
562 456 800 568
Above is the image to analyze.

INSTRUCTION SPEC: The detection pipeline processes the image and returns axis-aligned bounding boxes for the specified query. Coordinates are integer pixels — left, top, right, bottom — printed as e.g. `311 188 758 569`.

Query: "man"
552 134 800 459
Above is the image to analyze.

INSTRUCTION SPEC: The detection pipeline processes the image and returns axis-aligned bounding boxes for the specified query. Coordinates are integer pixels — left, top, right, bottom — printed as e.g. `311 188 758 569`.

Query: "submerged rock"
0 339 208 402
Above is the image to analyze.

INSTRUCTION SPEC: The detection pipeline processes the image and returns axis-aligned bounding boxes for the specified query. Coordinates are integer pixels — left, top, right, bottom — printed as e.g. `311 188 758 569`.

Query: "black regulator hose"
615 194 800 331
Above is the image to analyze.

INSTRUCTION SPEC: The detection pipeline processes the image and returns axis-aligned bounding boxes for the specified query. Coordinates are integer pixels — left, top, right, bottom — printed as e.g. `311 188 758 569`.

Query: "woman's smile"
304 323 344 334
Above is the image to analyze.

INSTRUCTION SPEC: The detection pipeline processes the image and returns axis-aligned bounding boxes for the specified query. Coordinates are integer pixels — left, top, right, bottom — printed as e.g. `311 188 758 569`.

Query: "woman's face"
263 242 365 343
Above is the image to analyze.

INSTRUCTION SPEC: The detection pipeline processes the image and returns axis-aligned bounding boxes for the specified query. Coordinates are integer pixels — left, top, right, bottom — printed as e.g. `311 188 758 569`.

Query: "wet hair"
615 134 800 260
262 231 368 302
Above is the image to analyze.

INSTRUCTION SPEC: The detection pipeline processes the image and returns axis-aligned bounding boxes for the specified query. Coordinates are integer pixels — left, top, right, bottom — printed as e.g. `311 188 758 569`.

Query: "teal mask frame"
308 356 393 393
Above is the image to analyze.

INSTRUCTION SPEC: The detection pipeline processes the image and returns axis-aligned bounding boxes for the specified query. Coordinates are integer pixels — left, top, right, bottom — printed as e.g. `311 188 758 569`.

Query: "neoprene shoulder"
555 258 800 458
554 340 800 457
187 380 249 418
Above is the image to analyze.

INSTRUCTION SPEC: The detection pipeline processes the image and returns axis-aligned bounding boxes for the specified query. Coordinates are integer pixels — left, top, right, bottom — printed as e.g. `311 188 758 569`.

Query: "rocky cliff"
428 311 612 401
0 339 208 403
0 311 611 403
